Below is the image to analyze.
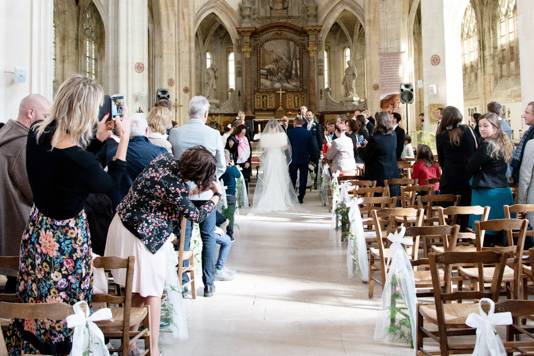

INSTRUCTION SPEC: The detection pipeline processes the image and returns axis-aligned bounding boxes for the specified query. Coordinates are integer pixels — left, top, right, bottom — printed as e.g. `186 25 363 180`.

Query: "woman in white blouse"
326 122 357 174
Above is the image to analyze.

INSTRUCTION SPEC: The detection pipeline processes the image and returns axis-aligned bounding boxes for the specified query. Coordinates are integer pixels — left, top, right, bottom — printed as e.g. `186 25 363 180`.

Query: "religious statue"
240 0 255 26
206 64 218 100
342 60 357 98
269 0 287 10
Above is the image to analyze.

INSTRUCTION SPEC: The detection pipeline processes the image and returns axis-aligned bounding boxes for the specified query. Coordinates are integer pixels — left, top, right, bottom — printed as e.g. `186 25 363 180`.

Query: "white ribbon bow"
339 182 352 205
67 301 112 356
465 298 512 356
386 225 412 246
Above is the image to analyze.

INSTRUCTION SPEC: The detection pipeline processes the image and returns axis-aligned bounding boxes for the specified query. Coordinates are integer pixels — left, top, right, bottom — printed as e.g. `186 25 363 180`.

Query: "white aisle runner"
165 191 409 356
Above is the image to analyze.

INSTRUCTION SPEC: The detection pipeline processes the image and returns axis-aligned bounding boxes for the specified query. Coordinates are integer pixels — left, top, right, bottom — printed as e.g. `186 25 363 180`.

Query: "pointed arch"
194 0 239 46
319 0 365 44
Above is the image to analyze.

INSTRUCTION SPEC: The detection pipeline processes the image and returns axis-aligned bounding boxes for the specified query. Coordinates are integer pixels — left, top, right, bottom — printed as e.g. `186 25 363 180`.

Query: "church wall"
0 0 54 122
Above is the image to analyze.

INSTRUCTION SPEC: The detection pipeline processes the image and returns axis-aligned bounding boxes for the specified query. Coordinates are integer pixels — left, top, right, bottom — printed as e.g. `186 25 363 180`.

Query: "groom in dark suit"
287 116 316 203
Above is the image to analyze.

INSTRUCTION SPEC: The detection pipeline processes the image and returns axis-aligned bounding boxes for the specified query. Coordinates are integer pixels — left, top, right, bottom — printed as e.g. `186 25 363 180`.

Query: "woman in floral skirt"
6 74 130 355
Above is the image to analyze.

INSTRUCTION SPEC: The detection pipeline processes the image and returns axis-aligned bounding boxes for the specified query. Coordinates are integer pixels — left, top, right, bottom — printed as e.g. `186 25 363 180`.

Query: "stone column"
175 0 194 123
108 0 149 112
238 27 254 116
305 26 321 112
364 0 380 114
517 0 534 127
421 0 468 130
0 0 54 121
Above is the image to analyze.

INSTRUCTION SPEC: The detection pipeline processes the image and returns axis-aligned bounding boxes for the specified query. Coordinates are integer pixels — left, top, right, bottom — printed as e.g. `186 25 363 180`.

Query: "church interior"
1 0 534 355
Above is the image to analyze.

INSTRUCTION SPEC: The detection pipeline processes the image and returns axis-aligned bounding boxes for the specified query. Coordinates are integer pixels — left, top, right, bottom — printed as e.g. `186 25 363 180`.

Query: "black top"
26 122 127 220
436 125 478 191
466 140 509 188
394 126 406 160
360 132 399 186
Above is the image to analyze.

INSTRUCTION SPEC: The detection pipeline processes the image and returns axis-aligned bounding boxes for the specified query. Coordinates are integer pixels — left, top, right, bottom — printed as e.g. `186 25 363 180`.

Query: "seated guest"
105 147 222 355
412 144 441 191
213 224 236 281
360 112 400 194
98 113 167 201
326 122 357 175
7 74 129 355
466 112 514 245
221 150 241 240
147 106 173 152
0 94 50 292
401 135 415 160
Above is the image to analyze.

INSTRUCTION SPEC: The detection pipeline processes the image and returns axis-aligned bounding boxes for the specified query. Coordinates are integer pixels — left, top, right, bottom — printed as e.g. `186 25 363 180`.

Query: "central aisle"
166 191 409 356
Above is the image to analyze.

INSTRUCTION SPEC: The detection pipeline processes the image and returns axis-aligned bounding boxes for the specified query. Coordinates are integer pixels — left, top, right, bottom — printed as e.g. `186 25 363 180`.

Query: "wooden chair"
399 185 433 208
359 196 397 232
0 302 73 355
416 251 509 356
93 256 151 355
384 178 417 197
337 176 368 183
494 299 534 354
397 160 414 179
177 217 197 299
458 218 528 299
504 204 534 240
368 207 424 298
0 256 19 302
341 179 376 188
435 205 490 252
406 225 460 296
351 186 388 198
417 194 461 225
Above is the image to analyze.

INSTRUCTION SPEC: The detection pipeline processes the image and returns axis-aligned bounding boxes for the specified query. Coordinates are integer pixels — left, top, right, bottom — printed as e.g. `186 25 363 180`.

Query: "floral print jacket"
117 153 215 254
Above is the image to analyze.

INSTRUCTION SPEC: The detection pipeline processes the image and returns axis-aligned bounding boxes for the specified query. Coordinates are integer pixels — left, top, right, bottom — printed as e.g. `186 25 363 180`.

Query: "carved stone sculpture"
206 64 218 100
342 60 357 98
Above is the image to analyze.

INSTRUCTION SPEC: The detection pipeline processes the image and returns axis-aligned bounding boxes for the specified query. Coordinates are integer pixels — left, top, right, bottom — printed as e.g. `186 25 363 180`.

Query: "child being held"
412 144 441 192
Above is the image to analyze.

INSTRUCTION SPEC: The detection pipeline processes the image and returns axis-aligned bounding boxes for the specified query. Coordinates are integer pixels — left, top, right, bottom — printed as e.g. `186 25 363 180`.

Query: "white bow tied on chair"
347 197 368 281
66 301 112 356
465 298 512 356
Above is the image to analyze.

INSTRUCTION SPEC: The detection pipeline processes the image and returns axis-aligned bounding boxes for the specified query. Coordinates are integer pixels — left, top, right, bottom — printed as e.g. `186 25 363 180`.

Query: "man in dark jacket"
304 110 324 188
287 117 315 203
392 112 406 161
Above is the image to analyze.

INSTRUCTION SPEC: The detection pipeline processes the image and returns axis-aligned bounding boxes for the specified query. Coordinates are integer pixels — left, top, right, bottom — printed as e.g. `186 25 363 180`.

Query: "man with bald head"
0 94 50 286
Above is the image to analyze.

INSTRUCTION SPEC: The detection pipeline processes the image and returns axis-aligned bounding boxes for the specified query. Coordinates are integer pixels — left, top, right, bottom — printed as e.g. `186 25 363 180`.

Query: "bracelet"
212 192 222 198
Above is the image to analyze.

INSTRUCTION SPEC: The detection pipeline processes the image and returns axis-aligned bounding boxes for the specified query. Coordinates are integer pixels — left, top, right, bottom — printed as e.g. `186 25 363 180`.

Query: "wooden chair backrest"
0 256 20 302
384 178 417 196
418 194 461 224
475 219 528 298
359 197 397 223
430 251 508 305
352 186 388 198
406 224 460 262
338 176 367 183
371 207 424 256
400 185 433 207
93 256 134 335
0 302 72 355
504 204 534 219
438 205 490 226
343 179 376 188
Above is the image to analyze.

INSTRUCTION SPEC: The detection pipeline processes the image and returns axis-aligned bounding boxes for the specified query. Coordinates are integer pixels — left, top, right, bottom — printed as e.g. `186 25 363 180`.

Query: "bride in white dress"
251 119 299 213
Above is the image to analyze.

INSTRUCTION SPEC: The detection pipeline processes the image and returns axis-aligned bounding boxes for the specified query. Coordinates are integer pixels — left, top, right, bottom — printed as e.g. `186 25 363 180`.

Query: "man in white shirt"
169 96 225 297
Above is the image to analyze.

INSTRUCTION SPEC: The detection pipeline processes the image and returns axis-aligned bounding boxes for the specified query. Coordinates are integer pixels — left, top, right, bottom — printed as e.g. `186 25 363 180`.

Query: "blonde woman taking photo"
466 112 514 246
7 74 130 355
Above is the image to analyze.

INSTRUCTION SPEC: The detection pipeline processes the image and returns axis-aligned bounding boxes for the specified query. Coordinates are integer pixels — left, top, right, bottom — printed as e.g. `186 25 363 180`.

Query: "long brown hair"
436 106 463 146
232 124 246 137
479 113 513 162
178 146 216 191
374 112 392 134
416 144 434 167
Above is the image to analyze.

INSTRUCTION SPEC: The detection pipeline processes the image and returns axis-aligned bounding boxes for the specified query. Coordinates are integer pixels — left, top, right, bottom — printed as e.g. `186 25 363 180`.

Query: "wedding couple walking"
252 117 316 213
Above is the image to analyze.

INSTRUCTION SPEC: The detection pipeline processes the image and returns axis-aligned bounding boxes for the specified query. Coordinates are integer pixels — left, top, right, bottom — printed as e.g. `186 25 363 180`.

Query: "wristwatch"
213 192 222 198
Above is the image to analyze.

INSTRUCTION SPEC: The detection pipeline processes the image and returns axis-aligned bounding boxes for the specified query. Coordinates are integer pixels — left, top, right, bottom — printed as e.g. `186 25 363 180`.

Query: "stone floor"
164 191 413 355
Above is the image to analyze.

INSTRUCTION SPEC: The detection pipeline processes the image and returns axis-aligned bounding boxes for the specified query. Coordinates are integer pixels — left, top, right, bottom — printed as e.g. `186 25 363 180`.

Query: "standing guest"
326 122 357 175
226 125 252 191
365 110 375 136
466 113 514 245
392 112 406 160
401 135 415 160
221 124 232 147
7 74 130 355
287 117 315 203
221 150 241 240
0 95 50 292
511 102 534 183
518 139 534 236
297 105 308 120
168 96 225 297
412 144 441 191
360 112 400 194
280 116 290 132
487 101 512 139
472 112 482 140
418 112 425 130
355 115 370 140
344 118 360 164
105 147 222 355
98 114 167 201
436 106 478 228
147 106 173 152
305 110 324 188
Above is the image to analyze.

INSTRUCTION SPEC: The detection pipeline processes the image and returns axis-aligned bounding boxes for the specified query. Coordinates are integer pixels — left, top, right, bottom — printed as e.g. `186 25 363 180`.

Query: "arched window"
81 4 99 79
228 52 235 90
206 52 212 69
343 47 351 68
461 4 478 66
498 0 516 47
323 50 329 88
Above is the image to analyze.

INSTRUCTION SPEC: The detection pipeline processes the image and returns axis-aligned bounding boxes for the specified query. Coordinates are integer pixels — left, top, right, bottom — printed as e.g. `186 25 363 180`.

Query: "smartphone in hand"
111 95 125 118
